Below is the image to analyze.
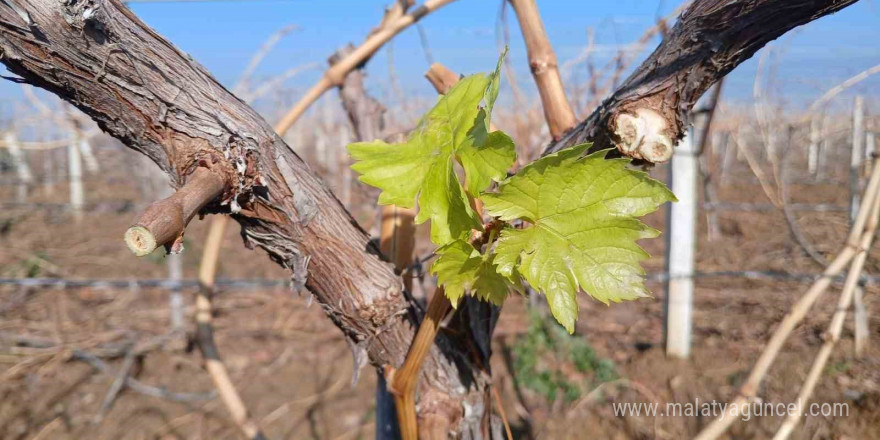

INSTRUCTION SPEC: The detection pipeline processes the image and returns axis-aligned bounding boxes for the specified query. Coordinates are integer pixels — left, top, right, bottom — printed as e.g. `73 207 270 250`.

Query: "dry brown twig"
694 159 880 440
194 216 270 440
495 0 535 160
491 385 513 440
379 63 464 440
424 63 459 95
576 4 684 114
780 127 829 267
234 23 300 95
773 191 880 439
387 288 452 440
240 63 320 104
92 347 137 424
806 63 880 116
731 127 781 206
508 0 576 139
124 166 227 256
273 0 458 136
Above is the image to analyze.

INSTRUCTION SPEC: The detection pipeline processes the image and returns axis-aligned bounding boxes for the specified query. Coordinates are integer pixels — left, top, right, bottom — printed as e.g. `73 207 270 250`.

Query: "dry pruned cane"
125 166 227 256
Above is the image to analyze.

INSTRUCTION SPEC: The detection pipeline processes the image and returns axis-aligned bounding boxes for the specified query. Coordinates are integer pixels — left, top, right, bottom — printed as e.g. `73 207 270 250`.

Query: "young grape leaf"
347 50 515 245
482 144 675 333
431 239 515 306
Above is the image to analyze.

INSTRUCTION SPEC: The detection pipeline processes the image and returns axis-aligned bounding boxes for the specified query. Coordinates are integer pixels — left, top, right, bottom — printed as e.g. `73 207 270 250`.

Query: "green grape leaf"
482 144 676 333
347 49 515 245
431 239 515 307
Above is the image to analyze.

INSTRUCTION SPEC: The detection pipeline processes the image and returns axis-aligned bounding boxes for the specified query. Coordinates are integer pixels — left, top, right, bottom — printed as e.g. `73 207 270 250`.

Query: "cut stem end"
125 226 158 257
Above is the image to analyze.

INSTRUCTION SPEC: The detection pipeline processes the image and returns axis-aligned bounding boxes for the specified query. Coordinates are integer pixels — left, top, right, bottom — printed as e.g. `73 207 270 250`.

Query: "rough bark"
0 0 490 437
0 0 860 437
546 0 859 162
330 45 400 440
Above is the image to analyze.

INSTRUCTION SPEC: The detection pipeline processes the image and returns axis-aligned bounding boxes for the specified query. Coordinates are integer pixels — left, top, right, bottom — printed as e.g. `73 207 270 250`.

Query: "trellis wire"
3 271 878 290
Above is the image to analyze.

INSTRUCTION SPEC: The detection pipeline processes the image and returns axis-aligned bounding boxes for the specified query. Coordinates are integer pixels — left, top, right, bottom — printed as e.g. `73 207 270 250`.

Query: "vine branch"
508 0 576 140
125 166 227 256
273 0 457 135
546 0 858 163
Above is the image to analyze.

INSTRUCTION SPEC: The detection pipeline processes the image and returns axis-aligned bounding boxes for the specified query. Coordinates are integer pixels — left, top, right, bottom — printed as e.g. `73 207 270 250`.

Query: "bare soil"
1 136 878 440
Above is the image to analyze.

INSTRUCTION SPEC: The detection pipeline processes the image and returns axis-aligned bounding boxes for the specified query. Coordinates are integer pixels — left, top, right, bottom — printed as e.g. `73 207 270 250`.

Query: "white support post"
854 286 868 356
148 172 185 334
43 148 55 196
865 131 875 175
78 137 99 173
5 133 32 203
167 251 184 333
818 114 829 180
850 96 864 222
68 137 84 221
720 131 735 185
808 116 820 175
851 102 871 356
665 128 698 359
850 97 869 356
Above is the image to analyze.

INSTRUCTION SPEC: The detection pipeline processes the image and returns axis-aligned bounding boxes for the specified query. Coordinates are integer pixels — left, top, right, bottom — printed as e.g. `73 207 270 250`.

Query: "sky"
4 0 880 118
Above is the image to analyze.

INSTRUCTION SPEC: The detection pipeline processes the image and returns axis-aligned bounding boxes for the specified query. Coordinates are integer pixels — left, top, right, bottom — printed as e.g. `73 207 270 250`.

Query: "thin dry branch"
581 5 684 114
387 288 452 440
781 127 828 267
93 347 137 424
807 63 880 115
240 63 319 104
235 24 299 95
693 159 880 440
546 0 858 163
195 216 269 440
425 63 460 94
0 1 495 435
491 386 513 440
772 193 880 440
273 0 457 135
7 335 215 402
75 349 216 402
508 0 576 139
125 166 227 256
733 128 781 206
0 134 97 150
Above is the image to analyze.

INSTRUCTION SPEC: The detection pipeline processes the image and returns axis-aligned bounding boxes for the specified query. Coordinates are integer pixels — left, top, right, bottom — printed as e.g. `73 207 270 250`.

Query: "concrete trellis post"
853 286 868 356
851 101 870 356
68 136 84 221
4 133 32 203
167 251 184 332
818 114 830 180
665 128 698 358
78 137 99 173
43 148 55 196
850 96 864 222
808 116 820 175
